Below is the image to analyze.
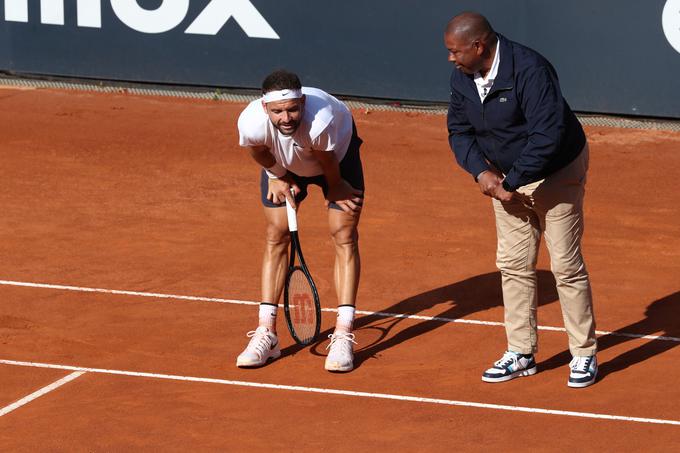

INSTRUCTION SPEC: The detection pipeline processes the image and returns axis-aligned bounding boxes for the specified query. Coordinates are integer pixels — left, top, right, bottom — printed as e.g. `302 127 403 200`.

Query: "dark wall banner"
1 0 679 118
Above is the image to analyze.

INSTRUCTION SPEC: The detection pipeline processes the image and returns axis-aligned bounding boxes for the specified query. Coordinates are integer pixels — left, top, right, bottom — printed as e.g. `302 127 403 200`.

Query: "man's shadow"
539 291 680 380
280 270 559 368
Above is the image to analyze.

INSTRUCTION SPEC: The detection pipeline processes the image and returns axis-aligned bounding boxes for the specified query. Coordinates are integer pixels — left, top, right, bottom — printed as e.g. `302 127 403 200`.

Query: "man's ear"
475 41 484 56
300 94 306 106
261 100 267 112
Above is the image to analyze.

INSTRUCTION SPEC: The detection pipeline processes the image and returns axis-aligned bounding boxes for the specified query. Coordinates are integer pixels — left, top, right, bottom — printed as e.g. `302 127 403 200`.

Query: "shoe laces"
569 356 592 373
326 332 357 352
245 328 274 356
495 351 520 368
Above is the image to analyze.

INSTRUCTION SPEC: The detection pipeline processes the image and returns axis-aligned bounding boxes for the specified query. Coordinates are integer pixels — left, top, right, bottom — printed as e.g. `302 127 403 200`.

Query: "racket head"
284 266 321 345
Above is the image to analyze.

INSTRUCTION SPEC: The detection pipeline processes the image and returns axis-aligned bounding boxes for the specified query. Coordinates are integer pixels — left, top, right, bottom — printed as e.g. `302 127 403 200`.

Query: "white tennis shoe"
324 331 357 372
236 326 281 367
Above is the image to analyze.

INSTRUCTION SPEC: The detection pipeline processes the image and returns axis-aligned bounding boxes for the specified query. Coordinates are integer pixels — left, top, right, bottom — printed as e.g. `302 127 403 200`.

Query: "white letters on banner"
4 0 29 22
40 0 64 25
5 0 100 27
663 0 680 54
77 0 102 28
110 0 189 34
185 0 279 39
3 0 279 39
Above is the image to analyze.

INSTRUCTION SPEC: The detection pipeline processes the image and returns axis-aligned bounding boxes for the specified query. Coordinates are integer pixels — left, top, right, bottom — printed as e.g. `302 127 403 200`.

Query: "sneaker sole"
567 372 597 388
236 349 281 368
482 365 537 383
324 361 354 372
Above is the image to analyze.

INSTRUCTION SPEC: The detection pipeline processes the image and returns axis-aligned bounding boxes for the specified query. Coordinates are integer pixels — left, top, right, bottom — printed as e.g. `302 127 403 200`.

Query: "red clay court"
1 84 679 451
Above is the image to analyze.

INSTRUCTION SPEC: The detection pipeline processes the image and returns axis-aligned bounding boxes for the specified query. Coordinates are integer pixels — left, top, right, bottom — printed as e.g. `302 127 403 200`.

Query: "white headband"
262 88 303 103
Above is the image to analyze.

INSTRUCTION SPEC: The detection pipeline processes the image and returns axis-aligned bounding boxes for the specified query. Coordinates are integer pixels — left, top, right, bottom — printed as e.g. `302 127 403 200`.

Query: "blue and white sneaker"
482 350 537 383
568 355 598 388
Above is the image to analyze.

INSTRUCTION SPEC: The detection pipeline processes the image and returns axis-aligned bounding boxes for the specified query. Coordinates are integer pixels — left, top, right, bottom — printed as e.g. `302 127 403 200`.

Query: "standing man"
236 70 364 372
444 12 598 387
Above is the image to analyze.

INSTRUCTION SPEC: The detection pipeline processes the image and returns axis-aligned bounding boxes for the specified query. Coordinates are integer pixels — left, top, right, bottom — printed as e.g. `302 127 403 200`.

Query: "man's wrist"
501 180 514 192
264 161 287 179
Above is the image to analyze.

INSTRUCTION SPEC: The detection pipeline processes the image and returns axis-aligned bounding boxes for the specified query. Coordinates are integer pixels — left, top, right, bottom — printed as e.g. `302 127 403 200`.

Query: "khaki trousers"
492 144 596 356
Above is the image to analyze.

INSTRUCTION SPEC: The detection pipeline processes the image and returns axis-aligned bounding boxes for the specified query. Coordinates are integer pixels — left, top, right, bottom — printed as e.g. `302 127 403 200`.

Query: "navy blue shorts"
260 121 364 210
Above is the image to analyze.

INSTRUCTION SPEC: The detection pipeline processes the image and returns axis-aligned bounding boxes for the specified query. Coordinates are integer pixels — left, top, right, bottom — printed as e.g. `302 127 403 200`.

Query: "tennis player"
235 69 364 371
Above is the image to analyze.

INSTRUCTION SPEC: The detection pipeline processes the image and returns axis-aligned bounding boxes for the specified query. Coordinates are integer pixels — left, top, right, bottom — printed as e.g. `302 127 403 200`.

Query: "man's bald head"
443 12 498 76
445 12 495 46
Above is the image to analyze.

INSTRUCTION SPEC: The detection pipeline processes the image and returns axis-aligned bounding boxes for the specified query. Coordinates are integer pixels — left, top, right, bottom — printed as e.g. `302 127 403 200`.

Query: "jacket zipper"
484 86 512 173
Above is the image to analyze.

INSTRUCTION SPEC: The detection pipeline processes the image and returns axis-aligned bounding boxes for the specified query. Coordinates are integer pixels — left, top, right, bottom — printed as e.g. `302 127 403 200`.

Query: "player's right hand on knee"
268 177 299 208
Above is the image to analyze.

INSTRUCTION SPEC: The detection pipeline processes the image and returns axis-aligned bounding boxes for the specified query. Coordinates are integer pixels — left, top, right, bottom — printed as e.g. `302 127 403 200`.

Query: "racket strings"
287 268 317 343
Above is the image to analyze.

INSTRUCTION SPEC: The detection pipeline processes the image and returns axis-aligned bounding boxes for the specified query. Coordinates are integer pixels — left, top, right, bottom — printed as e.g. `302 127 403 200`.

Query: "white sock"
336 305 355 332
258 303 277 330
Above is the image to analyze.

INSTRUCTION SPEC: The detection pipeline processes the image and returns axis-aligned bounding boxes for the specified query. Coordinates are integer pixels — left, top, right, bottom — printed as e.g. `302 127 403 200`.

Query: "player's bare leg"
329 208 361 329
259 206 291 333
236 206 289 367
325 207 360 371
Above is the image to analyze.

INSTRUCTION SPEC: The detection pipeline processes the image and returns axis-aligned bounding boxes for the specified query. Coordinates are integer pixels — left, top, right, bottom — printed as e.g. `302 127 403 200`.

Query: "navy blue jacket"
447 34 586 191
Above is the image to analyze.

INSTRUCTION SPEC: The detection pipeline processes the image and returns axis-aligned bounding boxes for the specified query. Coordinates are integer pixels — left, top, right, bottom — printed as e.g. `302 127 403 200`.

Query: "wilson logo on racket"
292 293 314 324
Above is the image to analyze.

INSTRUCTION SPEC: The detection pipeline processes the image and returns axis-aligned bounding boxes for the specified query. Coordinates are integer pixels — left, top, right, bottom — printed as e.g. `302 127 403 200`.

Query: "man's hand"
307 148 362 215
326 179 363 215
492 183 515 202
477 170 503 197
267 175 300 208
478 170 517 202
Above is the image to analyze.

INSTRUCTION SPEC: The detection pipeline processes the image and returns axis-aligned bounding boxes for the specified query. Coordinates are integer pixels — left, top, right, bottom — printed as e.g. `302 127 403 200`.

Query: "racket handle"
286 192 298 232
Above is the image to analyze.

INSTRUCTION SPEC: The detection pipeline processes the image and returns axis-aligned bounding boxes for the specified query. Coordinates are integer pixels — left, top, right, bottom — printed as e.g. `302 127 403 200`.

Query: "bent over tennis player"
235 69 364 371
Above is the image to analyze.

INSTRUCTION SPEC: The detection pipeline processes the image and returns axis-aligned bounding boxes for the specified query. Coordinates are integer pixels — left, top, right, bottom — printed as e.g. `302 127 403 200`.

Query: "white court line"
1 279 678 343
0 279 261 307
0 371 85 417
0 359 678 426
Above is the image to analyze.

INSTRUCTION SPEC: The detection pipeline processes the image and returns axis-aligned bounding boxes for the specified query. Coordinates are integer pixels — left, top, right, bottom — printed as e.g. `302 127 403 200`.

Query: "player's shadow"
539 291 680 380
280 270 559 368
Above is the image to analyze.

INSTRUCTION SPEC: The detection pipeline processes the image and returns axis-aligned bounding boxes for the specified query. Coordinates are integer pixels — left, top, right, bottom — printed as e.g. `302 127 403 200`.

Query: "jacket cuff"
469 160 491 182
502 179 515 192
502 172 518 192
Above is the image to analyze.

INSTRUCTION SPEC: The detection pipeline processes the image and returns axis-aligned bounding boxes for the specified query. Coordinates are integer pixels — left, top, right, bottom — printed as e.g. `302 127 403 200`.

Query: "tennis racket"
283 194 321 345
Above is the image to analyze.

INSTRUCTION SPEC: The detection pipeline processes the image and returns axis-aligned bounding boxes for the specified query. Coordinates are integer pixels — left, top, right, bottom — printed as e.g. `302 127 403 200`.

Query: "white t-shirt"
238 87 353 177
